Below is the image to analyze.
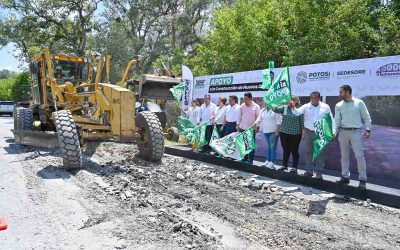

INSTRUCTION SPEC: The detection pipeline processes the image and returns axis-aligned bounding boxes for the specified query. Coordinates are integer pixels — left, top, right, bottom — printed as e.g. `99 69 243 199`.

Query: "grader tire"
167 127 179 142
136 111 164 162
18 108 33 130
14 107 21 130
53 110 82 170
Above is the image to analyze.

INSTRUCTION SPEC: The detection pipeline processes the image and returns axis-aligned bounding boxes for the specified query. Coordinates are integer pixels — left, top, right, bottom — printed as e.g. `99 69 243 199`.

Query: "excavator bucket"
139 74 182 100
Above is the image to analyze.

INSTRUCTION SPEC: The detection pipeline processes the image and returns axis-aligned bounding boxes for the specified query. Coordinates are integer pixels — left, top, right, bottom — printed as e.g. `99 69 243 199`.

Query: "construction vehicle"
12 48 179 169
122 61 181 142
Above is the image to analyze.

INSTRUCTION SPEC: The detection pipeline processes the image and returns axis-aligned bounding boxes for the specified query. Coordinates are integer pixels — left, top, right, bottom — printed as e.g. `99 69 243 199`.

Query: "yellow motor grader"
12 48 180 169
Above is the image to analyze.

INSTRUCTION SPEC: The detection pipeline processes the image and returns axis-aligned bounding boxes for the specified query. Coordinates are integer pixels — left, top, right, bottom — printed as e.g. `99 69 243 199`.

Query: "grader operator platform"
12 48 179 169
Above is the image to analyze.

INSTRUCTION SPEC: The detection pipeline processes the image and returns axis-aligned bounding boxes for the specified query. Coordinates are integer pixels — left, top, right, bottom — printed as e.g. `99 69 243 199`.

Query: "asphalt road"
0 116 400 249
0 116 121 249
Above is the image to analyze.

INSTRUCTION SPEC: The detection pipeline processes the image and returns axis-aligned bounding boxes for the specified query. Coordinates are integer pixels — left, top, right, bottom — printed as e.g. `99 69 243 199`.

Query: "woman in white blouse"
181 99 201 150
259 103 282 169
183 99 201 125
214 97 228 137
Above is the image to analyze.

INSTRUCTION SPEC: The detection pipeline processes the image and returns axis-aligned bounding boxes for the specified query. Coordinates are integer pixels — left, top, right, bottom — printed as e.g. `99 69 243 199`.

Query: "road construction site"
1 116 400 249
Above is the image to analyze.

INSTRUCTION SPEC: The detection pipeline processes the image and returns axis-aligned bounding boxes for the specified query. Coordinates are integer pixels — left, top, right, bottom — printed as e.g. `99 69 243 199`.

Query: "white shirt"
292 102 333 131
187 106 200 125
214 105 228 125
200 102 217 125
260 109 282 133
225 104 240 122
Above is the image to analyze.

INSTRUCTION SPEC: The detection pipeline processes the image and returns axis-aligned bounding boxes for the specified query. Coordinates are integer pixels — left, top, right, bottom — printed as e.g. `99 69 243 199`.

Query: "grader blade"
12 129 59 149
139 74 182 100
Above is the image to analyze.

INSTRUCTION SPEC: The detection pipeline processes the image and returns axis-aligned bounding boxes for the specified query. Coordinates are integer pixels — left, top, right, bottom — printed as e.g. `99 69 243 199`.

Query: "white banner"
190 55 400 99
181 65 193 110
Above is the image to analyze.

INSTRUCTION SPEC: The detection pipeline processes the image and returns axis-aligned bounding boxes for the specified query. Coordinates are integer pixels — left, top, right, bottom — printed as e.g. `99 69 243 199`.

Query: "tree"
0 72 29 101
101 0 228 75
10 71 29 101
188 0 399 75
0 0 102 62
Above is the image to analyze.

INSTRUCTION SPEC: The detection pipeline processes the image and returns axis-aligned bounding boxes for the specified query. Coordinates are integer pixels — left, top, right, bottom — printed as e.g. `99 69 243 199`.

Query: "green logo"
210 76 233 86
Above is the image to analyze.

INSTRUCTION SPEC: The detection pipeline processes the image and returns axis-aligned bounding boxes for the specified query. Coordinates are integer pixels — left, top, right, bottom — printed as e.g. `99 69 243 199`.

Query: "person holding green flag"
199 95 217 153
236 92 260 165
273 95 304 174
181 99 201 150
289 91 335 179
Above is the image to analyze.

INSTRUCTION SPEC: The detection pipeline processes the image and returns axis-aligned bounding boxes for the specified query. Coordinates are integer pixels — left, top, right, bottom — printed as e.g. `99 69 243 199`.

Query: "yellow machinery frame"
33 48 136 142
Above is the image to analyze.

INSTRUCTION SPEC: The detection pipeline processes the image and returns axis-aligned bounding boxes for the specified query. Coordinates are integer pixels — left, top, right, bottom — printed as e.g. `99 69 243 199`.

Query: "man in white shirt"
200 95 217 153
289 91 335 179
213 97 228 137
223 95 240 135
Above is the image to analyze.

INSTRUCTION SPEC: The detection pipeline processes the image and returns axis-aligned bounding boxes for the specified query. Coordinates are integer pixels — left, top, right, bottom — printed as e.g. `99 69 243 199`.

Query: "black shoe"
358 180 367 190
336 177 350 185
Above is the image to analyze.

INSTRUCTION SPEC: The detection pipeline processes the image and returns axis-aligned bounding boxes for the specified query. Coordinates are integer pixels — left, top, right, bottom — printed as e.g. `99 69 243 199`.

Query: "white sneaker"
266 162 275 169
262 160 270 166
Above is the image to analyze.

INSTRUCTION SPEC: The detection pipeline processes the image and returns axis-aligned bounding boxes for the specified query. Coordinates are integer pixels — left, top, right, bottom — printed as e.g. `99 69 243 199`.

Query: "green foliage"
188 0 400 75
0 0 102 61
0 69 15 79
0 72 30 101
10 72 30 101
0 77 13 100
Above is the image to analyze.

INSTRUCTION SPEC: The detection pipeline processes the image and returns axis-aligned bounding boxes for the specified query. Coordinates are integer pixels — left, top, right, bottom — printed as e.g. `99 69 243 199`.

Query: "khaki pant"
304 128 325 173
338 129 367 181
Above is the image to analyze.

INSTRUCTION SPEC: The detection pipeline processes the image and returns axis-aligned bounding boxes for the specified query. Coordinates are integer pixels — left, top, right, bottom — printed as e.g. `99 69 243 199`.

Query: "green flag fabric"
264 67 292 109
313 113 334 161
210 132 239 158
169 81 186 102
178 116 195 134
194 122 208 147
235 127 257 160
210 126 220 144
261 61 275 89
177 116 197 143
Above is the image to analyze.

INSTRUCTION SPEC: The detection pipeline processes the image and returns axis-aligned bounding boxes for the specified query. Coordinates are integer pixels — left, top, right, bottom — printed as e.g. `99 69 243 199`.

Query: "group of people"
182 84 372 190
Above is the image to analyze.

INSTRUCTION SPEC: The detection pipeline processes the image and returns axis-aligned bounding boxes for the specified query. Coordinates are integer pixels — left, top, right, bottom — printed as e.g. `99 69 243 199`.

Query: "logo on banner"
183 79 190 106
296 71 308 84
194 79 206 89
296 71 330 84
337 69 366 78
210 76 234 86
376 63 400 78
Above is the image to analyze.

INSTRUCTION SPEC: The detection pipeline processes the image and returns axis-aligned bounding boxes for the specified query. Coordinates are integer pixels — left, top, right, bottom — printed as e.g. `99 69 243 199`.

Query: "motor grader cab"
13 48 165 169
121 61 181 142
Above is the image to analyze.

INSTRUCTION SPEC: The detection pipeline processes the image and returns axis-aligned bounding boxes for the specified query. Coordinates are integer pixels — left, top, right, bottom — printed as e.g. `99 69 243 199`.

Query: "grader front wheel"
53 110 82 170
136 111 164 162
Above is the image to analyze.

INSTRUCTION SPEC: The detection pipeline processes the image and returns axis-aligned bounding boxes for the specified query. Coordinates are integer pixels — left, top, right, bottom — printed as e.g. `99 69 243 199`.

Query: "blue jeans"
263 132 278 163
224 122 237 135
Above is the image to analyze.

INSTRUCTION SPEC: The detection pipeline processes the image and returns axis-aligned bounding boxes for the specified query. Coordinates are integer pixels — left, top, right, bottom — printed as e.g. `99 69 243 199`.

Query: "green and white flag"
177 116 197 144
194 122 208 147
170 81 186 102
178 116 195 134
210 132 240 158
264 67 292 109
210 126 220 144
235 127 257 160
313 113 334 161
261 61 275 89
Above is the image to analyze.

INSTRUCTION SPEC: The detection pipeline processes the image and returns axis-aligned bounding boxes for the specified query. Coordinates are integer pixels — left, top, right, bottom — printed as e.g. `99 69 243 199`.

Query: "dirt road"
0 116 399 249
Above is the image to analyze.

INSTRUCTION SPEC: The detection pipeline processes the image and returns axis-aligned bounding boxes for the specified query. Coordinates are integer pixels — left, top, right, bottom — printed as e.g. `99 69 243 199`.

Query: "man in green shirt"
334 85 372 190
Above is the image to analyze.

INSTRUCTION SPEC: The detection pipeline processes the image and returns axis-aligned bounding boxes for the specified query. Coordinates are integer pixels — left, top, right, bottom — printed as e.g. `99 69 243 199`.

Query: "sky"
0 43 22 72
